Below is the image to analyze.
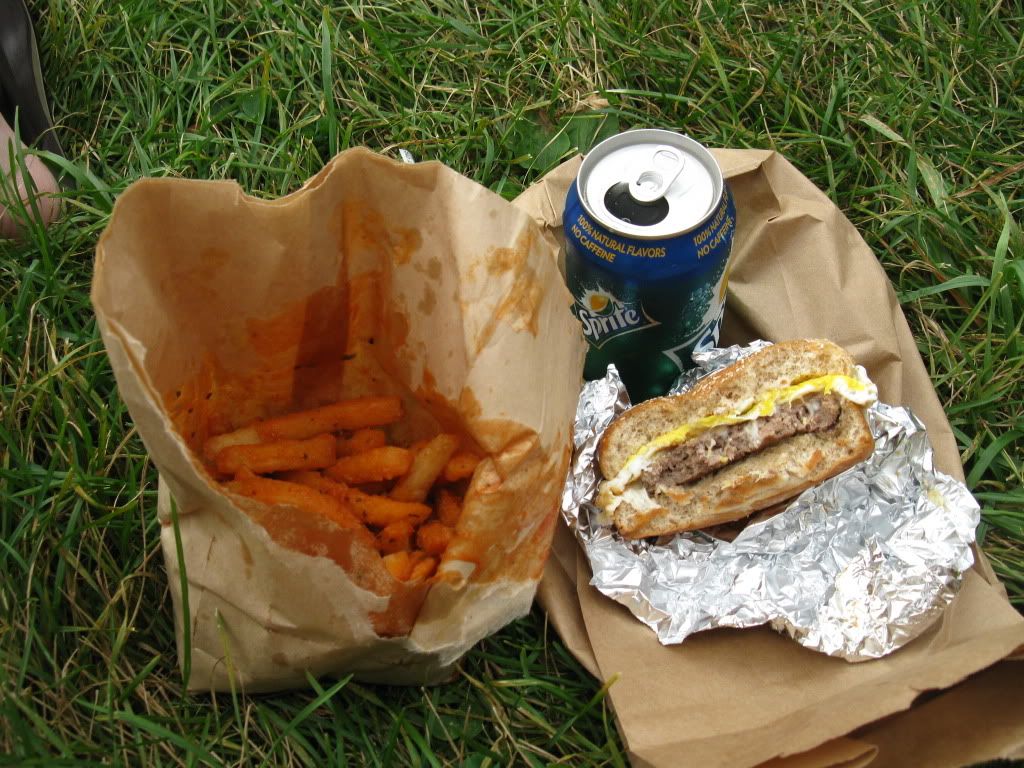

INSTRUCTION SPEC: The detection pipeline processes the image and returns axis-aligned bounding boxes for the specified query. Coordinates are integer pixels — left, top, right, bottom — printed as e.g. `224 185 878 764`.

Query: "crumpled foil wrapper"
561 342 981 660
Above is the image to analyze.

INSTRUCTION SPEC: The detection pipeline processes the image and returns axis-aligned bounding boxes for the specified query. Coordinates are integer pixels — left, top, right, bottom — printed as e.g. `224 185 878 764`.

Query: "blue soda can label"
564 129 736 400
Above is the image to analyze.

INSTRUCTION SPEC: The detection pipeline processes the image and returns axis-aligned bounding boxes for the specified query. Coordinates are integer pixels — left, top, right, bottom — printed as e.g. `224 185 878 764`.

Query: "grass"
1 0 1022 765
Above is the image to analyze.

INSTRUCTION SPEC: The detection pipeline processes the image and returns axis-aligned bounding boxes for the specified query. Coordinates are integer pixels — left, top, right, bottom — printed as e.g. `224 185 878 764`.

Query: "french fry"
206 398 402 458
274 473 366 520
215 433 336 476
416 521 453 556
336 428 387 456
377 521 414 554
347 488 432 528
257 396 402 440
226 472 362 530
325 446 412 484
436 489 463 528
283 471 432 528
408 556 438 582
204 425 260 461
382 551 413 580
390 433 460 502
442 452 481 483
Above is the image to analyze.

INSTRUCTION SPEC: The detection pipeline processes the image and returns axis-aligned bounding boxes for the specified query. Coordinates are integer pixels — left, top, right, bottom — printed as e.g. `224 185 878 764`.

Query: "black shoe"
0 0 63 158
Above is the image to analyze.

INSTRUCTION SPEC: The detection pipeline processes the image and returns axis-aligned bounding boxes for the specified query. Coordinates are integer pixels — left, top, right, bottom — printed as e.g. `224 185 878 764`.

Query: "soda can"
564 129 736 401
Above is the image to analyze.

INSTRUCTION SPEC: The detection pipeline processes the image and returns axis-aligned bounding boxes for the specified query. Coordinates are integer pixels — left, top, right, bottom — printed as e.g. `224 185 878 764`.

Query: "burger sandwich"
596 339 878 538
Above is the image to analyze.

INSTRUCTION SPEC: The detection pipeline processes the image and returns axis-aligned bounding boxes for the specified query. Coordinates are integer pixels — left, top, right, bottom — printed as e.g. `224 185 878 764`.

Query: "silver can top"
577 129 724 239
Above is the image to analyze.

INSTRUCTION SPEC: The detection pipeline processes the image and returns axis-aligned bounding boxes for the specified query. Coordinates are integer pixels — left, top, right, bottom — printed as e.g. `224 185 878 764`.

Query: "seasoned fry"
382 551 413 580
204 426 260 461
390 433 460 502
207 398 403 458
325 446 412 484
274 471 374 526
226 472 362 530
416 521 453 556
377 521 414 554
347 487 432 528
206 397 398 459
336 428 387 456
258 396 402 440
215 433 336 476
436 489 463 528
442 452 481 483
283 471 432 527
408 556 438 581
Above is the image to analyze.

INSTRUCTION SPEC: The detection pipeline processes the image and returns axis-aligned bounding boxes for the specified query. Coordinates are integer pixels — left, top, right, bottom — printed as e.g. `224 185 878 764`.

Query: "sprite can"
564 129 736 401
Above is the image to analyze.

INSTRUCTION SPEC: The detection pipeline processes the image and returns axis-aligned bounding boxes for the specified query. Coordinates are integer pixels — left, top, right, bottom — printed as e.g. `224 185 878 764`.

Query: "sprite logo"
574 287 659 348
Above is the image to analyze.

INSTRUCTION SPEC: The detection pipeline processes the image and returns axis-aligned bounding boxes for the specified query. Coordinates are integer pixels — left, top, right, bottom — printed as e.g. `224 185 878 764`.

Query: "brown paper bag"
92 147 586 690
517 150 1024 768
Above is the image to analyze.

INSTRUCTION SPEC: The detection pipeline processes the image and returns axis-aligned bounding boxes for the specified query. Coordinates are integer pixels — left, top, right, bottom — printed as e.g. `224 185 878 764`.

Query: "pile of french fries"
203 395 480 583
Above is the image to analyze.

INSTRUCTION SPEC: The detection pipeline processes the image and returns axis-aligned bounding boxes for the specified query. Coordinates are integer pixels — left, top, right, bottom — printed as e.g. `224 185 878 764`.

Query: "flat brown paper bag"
517 150 1024 768
92 148 586 690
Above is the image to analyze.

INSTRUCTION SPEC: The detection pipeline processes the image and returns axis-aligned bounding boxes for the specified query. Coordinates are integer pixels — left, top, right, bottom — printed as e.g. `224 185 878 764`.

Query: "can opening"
604 182 669 226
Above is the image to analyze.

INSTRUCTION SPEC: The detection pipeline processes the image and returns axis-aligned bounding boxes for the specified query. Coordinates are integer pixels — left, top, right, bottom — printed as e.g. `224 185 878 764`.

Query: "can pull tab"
630 147 685 204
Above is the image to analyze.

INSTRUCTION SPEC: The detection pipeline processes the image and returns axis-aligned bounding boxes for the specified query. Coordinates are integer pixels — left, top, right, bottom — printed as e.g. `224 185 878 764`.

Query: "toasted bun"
596 339 874 538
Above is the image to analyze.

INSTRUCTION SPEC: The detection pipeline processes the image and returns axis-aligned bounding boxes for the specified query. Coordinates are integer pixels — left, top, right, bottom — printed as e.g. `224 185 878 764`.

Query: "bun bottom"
604 403 873 539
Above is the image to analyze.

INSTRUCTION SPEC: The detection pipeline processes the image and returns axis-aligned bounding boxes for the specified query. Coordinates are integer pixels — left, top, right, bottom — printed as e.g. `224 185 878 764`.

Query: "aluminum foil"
561 342 981 660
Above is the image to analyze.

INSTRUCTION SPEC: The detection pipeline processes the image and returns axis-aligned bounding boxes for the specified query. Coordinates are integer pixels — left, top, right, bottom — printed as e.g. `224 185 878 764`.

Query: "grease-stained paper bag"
516 150 1024 768
92 148 586 690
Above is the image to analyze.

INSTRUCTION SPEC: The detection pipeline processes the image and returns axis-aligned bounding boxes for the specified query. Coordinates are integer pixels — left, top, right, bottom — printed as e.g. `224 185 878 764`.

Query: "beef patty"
641 394 842 491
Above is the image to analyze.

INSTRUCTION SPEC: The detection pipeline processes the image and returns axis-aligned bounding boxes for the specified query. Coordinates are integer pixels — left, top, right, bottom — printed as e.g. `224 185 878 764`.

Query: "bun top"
597 339 860 477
